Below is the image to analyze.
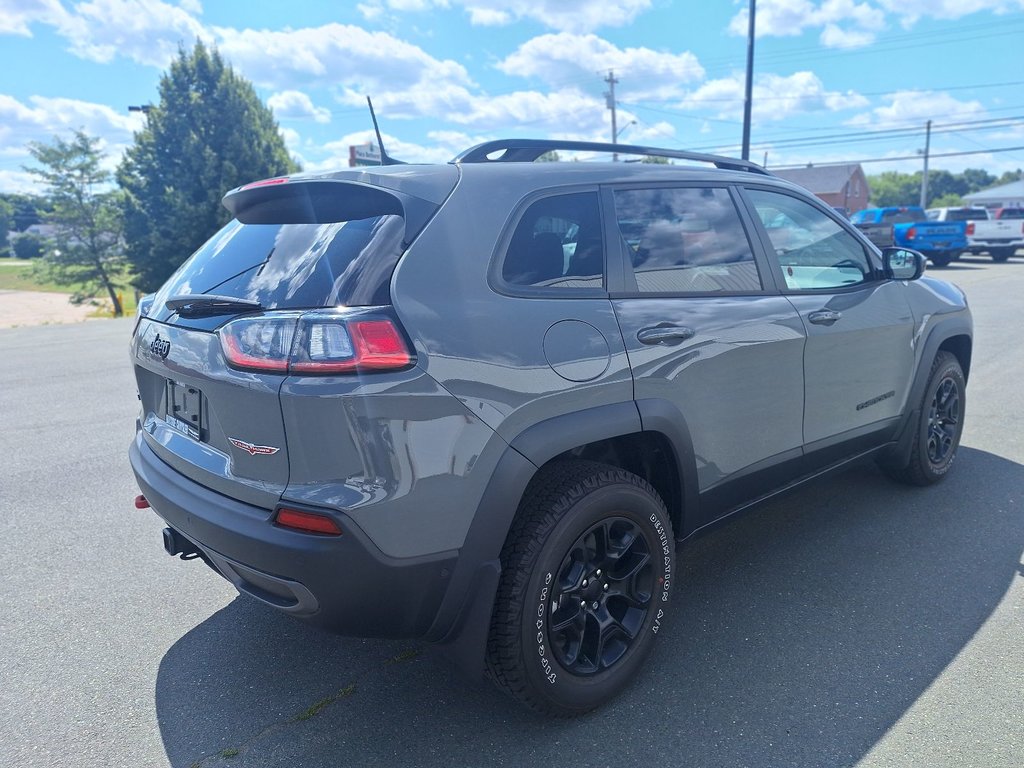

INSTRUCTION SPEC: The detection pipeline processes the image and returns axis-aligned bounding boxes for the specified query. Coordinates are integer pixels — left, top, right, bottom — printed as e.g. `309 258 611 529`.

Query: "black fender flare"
429 400 699 676
888 314 973 465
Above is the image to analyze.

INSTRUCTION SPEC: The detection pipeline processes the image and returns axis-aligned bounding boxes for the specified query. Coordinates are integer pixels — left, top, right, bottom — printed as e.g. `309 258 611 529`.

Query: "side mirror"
882 247 925 280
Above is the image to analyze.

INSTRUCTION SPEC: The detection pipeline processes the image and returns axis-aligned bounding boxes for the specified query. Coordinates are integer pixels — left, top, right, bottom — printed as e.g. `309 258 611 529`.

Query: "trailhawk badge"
228 437 280 456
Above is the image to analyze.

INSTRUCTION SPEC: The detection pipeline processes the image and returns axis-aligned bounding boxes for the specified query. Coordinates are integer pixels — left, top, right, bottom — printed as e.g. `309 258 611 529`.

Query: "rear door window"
613 186 762 294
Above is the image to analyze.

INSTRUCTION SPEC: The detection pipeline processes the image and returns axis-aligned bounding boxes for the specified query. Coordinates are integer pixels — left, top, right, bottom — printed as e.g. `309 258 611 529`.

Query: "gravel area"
0 289 98 329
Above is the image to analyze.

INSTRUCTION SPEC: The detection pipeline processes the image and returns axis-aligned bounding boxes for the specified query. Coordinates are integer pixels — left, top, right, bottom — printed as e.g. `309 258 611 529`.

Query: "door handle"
637 325 696 345
808 310 842 326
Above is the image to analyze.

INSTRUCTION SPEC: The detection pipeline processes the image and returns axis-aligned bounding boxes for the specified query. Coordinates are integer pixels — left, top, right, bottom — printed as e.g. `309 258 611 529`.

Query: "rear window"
997 208 1024 219
153 215 405 314
944 209 985 221
881 210 919 224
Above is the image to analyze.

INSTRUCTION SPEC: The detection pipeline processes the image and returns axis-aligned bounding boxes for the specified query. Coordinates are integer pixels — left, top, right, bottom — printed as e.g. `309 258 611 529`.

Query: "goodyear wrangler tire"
486 461 674 716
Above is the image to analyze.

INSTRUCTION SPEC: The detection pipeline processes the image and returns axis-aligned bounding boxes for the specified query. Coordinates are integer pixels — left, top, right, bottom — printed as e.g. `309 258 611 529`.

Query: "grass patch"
291 684 357 722
219 747 240 758
0 260 138 315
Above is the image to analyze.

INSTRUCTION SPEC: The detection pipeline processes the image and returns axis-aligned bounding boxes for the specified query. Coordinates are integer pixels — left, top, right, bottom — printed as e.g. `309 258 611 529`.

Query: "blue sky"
1 0 1023 192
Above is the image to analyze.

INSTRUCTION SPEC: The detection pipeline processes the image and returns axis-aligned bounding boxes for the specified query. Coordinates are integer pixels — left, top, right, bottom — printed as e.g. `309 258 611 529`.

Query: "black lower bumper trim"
130 434 456 638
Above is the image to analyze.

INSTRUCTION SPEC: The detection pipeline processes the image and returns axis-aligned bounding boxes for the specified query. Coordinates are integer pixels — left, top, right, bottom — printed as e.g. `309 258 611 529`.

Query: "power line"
771 145 1024 169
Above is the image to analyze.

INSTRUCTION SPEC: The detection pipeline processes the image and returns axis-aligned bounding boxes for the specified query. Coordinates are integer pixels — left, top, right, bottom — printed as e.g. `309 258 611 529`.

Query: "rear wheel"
929 252 954 268
486 461 674 716
880 351 965 486
991 248 1013 262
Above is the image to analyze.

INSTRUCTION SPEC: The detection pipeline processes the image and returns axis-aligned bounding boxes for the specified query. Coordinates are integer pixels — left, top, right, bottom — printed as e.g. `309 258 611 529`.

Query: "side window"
746 188 873 291
613 186 762 294
501 192 604 289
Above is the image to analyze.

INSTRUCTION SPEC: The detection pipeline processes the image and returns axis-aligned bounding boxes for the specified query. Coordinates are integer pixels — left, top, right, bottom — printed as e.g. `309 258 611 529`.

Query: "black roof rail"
452 139 771 175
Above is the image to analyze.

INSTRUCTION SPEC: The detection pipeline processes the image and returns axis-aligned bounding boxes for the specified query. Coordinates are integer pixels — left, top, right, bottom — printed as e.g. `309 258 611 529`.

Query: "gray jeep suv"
129 139 971 715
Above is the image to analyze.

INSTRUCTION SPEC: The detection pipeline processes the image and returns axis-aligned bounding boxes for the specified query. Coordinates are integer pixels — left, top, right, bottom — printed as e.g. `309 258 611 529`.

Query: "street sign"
349 143 382 167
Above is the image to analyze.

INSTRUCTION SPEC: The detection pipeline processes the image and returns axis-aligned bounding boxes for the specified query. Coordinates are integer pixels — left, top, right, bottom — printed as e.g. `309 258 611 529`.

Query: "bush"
12 234 44 259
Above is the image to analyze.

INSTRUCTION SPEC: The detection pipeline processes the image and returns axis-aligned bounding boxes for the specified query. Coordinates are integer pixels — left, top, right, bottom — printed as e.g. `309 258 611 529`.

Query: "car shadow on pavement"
155 447 1023 768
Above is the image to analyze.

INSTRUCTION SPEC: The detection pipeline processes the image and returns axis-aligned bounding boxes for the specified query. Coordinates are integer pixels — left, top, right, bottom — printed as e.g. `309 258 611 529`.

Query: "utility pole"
741 0 756 160
605 70 619 161
919 119 932 209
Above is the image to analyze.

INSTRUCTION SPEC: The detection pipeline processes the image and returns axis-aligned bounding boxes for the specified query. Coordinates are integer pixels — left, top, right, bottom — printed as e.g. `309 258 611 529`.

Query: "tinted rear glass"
944 209 985 221
881 210 919 224
153 215 405 315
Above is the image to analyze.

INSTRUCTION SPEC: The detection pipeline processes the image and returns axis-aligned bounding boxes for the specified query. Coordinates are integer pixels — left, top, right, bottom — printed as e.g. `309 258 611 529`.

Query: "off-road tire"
880 351 965 486
485 461 674 716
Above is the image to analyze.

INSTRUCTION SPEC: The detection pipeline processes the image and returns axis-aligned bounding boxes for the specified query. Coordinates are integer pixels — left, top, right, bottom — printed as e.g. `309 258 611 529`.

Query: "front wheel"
880 351 965 486
486 461 675 716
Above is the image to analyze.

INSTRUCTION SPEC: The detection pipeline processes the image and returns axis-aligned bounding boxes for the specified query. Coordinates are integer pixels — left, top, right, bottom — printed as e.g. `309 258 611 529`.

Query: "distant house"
773 164 869 213
963 179 1024 209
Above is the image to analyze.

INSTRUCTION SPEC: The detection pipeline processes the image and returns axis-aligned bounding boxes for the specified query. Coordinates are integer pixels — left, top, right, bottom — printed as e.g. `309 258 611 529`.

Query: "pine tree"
118 41 298 291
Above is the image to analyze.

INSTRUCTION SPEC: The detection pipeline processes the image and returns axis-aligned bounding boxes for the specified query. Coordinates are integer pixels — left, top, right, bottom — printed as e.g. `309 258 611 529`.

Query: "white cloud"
58 0 204 67
0 0 69 36
0 93 142 147
682 71 868 122
0 93 146 192
498 33 704 101
877 0 1024 25
357 0 652 31
267 90 331 124
0 169 40 193
308 130 457 170
213 23 473 94
728 0 885 48
847 91 986 128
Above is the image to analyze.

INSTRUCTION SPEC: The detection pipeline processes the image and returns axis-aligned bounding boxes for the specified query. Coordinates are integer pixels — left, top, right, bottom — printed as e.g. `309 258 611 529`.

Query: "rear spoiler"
222 178 440 246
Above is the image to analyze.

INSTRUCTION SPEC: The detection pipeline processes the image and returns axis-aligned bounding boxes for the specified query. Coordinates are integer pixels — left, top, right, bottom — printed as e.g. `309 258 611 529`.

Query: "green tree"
868 171 921 207
961 168 996 193
118 41 298 291
12 233 45 259
25 131 127 315
0 197 12 256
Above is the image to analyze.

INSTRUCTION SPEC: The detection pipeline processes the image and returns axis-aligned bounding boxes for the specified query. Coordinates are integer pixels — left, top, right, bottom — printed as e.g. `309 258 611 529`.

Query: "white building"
963 179 1024 209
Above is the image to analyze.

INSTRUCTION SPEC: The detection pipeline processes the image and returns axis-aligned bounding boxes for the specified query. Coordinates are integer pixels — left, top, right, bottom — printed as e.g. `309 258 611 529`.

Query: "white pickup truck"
926 206 1024 262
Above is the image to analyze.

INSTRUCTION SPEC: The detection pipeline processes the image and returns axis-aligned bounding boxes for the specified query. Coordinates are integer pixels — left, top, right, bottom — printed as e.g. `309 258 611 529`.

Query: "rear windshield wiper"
165 294 264 318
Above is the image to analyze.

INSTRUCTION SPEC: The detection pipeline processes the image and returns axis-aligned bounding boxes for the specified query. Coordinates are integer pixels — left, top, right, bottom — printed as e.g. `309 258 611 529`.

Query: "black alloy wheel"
548 517 654 675
878 350 965 486
927 375 960 467
486 461 674 716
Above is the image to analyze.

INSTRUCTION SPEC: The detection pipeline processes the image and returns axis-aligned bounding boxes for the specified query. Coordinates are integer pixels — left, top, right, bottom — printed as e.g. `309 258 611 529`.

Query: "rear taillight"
906 226 917 240
966 222 975 236
219 309 413 375
275 507 342 536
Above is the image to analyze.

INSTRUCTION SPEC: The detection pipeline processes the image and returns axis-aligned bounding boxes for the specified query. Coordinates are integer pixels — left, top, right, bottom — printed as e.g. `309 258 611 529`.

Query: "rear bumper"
130 433 456 638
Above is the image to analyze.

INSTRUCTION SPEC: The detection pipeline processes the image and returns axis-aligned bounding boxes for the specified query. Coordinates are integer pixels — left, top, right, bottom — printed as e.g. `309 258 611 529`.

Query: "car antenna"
366 96 404 166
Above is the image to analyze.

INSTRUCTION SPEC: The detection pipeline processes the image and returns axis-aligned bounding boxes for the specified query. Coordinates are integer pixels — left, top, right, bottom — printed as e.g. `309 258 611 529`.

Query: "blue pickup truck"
851 206 967 267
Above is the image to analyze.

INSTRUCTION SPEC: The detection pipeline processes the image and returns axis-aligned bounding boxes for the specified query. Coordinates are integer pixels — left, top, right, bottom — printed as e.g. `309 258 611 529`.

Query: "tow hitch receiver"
162 527 202 561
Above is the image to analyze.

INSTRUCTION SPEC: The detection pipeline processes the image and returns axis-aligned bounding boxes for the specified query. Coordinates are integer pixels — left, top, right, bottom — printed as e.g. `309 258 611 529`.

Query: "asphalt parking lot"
1 254 1022 768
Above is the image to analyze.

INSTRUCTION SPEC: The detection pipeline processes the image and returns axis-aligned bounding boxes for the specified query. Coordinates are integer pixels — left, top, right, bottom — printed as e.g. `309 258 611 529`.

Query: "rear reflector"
275 508 343 536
